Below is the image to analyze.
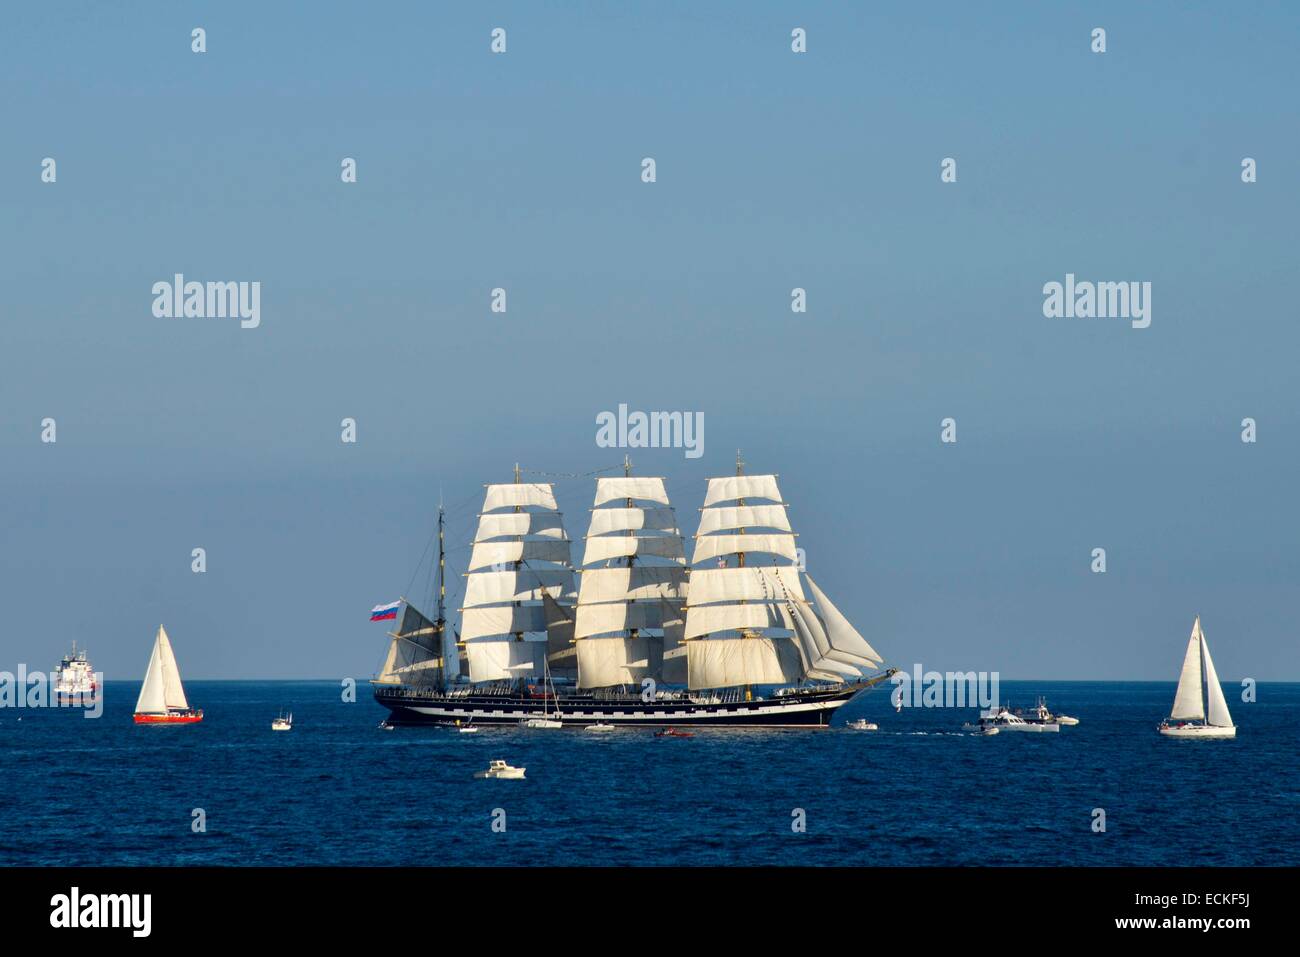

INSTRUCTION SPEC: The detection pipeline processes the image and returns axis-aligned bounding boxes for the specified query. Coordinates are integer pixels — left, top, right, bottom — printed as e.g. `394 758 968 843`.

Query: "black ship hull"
373 672 894 729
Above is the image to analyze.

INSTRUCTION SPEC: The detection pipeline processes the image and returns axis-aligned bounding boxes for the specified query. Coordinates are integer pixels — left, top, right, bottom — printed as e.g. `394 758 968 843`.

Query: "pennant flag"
370 600 401 622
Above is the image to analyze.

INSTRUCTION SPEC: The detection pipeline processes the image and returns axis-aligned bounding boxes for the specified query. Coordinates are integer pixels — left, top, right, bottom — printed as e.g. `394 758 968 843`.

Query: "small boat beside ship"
845 718 877 731
133 625 203 725
518 659 564 729
962 706 1058 733
1159 616 1236 739
475 759 525 779
1012 697 1078 728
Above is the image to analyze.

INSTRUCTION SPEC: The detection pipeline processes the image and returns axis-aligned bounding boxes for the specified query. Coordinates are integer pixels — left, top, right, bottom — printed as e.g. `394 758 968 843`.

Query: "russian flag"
370 600 401 622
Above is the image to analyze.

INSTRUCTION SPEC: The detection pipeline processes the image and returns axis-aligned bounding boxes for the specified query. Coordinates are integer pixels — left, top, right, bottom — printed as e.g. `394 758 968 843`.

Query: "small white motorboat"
455 719 479 734
271 710 293 732
475 759 525 780
1014 697 1077 728
970 725 1000 736
962 707 1058 733
845 718 878 731
584 722 616 733
378 720 394 731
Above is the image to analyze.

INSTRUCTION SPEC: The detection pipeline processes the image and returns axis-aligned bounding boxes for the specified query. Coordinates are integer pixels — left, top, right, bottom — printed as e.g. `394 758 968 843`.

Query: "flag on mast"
370 600 401 622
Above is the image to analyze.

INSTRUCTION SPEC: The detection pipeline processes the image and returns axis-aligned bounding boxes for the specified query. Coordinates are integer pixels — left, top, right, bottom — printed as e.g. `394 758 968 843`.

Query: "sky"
1 2 1297 681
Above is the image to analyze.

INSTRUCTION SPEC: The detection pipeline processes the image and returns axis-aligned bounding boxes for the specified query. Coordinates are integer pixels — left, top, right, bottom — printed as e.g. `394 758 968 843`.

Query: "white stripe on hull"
382 695 848 727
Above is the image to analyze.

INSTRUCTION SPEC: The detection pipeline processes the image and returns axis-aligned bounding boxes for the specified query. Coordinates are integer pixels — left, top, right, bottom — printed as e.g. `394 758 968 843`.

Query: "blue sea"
2 680 1296 866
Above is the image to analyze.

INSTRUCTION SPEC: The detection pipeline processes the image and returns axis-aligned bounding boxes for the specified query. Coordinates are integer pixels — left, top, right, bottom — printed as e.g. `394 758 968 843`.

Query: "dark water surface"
2 680 1296 866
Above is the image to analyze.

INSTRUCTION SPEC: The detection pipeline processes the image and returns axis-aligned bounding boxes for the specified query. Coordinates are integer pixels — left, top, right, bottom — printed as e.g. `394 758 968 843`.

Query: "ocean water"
1 680 1296 866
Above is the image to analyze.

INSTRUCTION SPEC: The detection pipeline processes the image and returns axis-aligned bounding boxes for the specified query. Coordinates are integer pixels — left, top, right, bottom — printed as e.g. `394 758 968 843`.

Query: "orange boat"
133 625 203 725
655 727 694 738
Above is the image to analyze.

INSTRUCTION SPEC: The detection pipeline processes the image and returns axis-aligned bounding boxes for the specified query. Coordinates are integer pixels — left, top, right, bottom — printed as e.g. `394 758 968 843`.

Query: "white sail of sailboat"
572 464 689 689
682 461 884 692
1159 616 1236 739
518 655 564 728
459 469 578 683
133 625 203 724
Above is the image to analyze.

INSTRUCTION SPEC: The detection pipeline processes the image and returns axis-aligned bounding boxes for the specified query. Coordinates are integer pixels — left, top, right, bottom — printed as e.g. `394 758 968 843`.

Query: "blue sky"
1 2 1297 680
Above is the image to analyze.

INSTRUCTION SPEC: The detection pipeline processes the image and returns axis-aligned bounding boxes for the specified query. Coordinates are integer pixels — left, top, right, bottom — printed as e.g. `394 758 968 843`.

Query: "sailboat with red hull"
133 625 203 724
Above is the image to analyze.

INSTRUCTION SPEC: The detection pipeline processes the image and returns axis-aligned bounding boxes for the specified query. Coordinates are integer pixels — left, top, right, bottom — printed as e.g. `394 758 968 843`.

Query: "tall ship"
133 625 203 724
54 642 97 701
372 458 895 728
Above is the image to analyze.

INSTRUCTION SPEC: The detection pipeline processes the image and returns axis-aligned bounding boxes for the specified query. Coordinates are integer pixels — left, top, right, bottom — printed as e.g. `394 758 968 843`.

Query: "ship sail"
682 471 804 689
1170 618 1206 721
573 471 687 689
805 576 883 670
683 467 885 691
787 599 865 682
460 476 577 682
1200 622 1233 728
135 625 189 713
377 601 445 684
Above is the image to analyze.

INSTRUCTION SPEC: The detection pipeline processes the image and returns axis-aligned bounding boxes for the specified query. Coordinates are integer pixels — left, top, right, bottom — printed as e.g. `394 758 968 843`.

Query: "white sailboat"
519 657 564 729
1159 616 1236 739
133 625 203 724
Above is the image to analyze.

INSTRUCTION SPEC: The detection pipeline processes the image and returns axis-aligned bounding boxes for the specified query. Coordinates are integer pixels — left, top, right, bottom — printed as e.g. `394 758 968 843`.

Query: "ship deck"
373 675 893 728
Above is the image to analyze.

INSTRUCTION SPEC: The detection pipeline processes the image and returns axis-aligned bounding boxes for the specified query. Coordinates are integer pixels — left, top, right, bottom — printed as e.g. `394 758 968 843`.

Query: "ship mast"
571 465 687 688
513 463 523 657
735 449 746 570
437 498 446 627
460 471 576 684
625 455 637 646
681 463 880 691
